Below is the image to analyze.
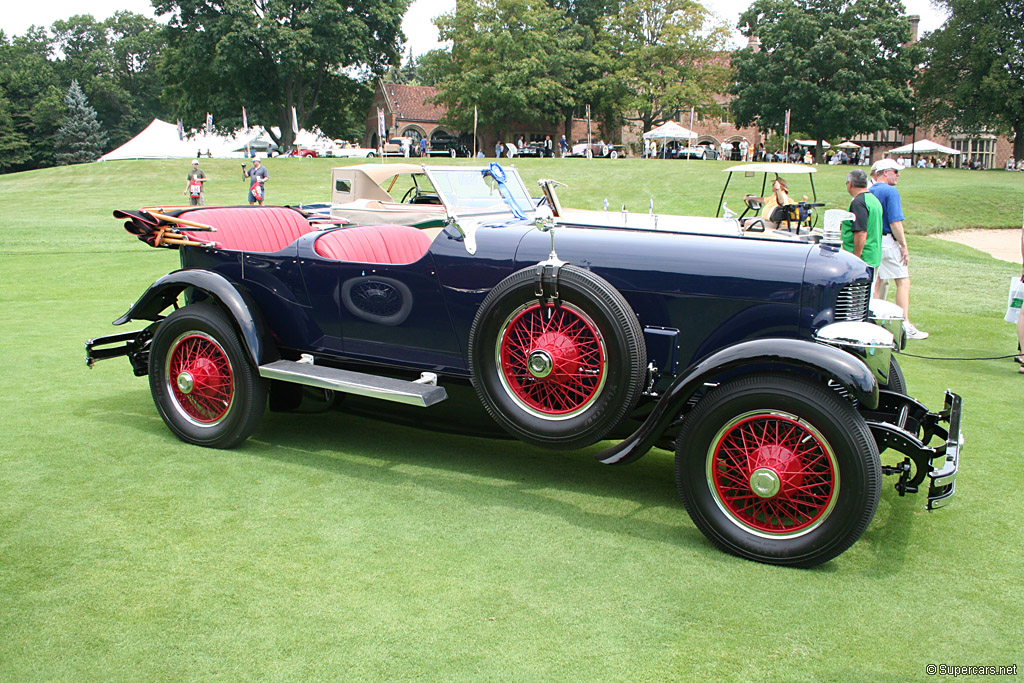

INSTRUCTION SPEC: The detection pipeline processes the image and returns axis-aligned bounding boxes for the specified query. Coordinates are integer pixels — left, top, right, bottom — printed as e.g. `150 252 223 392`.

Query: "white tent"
99 119 245 161
886 139 961 156
99 119 331 161
794 139 831 149
642 121 699 141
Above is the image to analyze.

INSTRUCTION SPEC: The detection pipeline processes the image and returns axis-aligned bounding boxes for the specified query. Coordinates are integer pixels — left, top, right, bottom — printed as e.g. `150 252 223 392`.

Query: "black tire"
149 303 267 448
884 356 907 394
468 265 646 450
674 374 881 567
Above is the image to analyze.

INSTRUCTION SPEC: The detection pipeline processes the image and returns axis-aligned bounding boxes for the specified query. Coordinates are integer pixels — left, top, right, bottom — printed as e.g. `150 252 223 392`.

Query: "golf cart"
716 163 825 236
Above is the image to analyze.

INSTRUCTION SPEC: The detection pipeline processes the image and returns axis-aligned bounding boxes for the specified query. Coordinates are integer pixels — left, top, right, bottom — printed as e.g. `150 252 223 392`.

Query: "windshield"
425 166 535 219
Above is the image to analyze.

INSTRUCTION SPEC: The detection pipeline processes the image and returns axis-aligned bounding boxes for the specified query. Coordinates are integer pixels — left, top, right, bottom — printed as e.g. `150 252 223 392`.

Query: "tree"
0 27 65 171
430 0 582 140
157 0 409 150
603 0 731 134
730 0 920 162
53 80 107 164
916 0 1024 159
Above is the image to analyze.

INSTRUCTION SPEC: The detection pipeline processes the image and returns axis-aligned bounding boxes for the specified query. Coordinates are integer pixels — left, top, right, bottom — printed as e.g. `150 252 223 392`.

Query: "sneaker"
904 322 929 340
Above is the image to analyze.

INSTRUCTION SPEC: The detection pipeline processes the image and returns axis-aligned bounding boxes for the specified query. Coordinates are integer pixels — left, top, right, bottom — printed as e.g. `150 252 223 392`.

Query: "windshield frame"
422 165 536 220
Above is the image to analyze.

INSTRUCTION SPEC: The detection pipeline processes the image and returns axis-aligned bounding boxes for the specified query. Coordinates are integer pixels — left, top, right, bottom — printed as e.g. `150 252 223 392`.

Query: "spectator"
544 135 553 157
755 142 765 161
1006 156 1016 171
739 139 749 161
870 158 927 339
495 140 504 158
183 159 208 206
1017 219 1024 373
559 135 568 158
243 157 269 206
841 169 883 271
722 140 733 161
419 137 428 157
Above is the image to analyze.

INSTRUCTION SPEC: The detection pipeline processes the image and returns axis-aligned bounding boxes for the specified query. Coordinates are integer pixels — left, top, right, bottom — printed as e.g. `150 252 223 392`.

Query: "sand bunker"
931 228 1022 264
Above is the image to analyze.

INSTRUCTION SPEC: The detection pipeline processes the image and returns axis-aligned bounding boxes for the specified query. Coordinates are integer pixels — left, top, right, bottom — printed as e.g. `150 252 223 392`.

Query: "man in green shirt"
841 168 883 270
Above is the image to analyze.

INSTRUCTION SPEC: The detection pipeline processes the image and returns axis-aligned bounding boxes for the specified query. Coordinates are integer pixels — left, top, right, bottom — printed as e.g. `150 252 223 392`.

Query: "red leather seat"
180 207 314 253
314 224 432 264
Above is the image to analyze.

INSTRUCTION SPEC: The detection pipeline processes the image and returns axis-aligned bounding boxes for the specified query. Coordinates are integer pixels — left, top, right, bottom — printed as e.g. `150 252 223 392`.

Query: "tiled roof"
382 83 447 122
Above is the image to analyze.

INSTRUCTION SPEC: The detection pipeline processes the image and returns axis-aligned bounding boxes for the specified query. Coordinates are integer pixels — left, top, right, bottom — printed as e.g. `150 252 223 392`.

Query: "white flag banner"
291 106 299 135
242 106 248 133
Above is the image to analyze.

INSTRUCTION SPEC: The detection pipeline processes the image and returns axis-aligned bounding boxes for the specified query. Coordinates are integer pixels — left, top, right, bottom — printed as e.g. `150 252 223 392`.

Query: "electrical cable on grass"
901 352 1019 362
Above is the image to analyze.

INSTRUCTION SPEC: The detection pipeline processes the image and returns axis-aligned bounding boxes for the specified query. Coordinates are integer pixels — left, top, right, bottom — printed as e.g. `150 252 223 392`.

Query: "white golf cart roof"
722 163 817 175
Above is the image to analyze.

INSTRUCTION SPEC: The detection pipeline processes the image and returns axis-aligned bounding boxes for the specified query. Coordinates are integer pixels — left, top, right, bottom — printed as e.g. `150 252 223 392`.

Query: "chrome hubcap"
527 350 554 378
749 467 782 498
176 371 194 395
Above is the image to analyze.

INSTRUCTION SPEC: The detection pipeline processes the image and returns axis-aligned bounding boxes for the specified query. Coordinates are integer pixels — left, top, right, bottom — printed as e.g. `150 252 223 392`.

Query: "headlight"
814 321 895 385
869 297 906 350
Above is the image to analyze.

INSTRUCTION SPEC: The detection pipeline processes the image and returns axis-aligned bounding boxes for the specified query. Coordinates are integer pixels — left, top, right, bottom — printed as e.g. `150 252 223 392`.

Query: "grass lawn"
1 158 1022 681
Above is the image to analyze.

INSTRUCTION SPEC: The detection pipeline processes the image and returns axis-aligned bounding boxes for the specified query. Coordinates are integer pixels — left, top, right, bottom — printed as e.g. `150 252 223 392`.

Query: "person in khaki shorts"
870 158 928 339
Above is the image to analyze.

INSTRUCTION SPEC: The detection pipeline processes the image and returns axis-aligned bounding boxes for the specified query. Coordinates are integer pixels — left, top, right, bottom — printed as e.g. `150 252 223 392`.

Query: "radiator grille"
835 281 871 322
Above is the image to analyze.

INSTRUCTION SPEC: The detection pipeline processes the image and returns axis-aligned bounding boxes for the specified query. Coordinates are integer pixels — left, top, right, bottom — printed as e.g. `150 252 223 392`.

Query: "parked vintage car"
567 141 624 159
427 134 471 158
87 163 961 568
675 143 719 160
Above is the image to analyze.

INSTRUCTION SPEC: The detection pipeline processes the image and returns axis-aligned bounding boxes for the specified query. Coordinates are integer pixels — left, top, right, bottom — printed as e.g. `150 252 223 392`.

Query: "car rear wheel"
149 303 267 448
675 374 880 567
468 265 646 450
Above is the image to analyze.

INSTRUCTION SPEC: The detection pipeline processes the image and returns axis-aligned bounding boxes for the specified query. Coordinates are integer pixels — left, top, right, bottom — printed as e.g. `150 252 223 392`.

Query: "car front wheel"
149 303 267 448
675 375 881 567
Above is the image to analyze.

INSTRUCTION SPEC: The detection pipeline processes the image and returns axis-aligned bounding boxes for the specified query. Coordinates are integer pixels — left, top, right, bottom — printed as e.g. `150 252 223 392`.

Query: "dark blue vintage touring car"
87 163 961 567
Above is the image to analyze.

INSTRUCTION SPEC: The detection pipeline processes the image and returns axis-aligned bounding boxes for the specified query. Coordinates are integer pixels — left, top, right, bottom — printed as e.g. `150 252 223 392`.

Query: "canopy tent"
642 121 699 141
99 118 332 161
835 141 860 149
793 139 831 149
886 139 961 155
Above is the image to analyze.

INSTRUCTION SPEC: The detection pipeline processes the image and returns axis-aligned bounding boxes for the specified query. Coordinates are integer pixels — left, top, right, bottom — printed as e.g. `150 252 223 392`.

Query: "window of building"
950 136 996 169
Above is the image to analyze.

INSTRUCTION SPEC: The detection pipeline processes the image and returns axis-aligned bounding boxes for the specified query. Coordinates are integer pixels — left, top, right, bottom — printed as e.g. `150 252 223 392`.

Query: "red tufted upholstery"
314 224 433 264
179 207 315 253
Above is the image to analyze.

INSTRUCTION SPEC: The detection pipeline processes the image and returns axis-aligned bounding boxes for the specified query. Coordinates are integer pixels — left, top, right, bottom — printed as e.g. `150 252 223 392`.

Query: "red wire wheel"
708 410 839 537
496 302 607 418
165 331 235 426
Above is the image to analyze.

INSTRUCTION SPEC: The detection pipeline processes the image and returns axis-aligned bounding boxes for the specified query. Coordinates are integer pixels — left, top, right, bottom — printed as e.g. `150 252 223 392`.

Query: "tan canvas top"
331 163 426 203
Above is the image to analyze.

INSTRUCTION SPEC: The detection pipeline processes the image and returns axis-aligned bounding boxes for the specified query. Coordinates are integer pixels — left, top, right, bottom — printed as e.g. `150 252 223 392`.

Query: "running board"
258 360 447 407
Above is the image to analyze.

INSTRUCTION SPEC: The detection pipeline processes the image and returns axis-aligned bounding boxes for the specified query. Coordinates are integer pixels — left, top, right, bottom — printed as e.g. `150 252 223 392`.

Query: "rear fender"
596 338 878 465
113 269 276 367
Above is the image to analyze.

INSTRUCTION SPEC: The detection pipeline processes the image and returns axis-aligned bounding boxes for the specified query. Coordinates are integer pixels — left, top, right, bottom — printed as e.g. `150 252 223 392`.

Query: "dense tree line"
420 0 730 141
1 13 167 172
2 0 1020 173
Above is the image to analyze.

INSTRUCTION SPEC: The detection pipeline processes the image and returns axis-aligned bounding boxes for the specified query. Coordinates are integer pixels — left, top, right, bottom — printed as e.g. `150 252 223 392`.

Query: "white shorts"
877 233 909 280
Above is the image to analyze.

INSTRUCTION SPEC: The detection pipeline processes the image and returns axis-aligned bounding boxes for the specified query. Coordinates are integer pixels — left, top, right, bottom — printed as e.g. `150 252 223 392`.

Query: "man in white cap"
183 159 208 205
870 158 927 339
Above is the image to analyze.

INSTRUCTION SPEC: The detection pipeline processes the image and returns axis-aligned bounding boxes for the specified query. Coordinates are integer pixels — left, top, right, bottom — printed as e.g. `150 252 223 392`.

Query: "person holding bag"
1015 215 1024 373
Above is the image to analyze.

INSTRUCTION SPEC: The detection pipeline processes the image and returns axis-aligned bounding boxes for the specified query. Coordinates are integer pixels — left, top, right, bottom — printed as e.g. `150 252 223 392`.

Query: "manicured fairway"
1 159 1022 681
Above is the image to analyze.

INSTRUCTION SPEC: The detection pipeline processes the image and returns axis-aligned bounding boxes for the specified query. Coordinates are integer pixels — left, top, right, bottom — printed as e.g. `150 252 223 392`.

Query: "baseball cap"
871 158 904 174
191 159 199 165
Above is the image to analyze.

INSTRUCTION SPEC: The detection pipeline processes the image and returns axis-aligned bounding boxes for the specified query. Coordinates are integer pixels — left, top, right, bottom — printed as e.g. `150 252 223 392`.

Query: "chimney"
747 35 761 53
907 15 920 44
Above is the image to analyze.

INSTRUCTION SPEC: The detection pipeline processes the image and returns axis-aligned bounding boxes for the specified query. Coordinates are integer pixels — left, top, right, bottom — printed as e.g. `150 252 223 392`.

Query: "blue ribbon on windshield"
482 162 526 220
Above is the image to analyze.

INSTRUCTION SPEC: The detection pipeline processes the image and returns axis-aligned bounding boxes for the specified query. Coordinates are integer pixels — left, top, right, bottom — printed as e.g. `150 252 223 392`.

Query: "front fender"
113 269 275 367
596 338 878 466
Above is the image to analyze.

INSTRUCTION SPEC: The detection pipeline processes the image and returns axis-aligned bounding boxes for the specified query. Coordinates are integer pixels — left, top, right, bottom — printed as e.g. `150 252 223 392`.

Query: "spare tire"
468 265 646 449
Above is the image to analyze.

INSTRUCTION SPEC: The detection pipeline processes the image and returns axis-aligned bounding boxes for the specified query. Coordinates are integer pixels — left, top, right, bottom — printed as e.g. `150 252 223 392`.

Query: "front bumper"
861 390 963 509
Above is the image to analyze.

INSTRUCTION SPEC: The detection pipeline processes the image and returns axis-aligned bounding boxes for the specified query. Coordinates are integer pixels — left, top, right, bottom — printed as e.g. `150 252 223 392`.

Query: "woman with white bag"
1015 213 1024 374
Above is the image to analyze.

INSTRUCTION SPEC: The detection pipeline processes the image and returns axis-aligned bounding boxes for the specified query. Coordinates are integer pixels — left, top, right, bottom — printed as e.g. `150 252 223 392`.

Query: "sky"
1 0 949 55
